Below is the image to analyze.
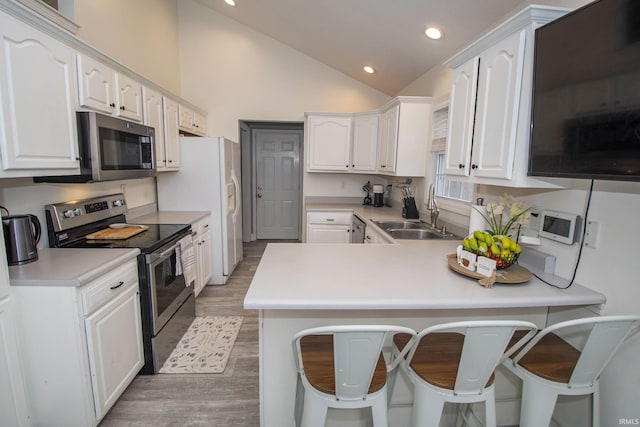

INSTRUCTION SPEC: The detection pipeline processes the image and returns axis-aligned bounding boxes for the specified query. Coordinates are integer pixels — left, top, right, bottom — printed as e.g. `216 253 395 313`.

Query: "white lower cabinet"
306 211 352 243
11 259 143 427
193 217 213 296
0 297 30 427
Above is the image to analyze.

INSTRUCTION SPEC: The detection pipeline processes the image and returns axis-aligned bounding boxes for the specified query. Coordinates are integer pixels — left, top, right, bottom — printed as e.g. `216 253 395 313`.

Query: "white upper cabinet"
471 29 525 180
444 57 478 177
163 96 181 170
443 5 569 187
178 104 206 136
142 88 180 171
0 11 80 176
351 113 378 172
76 54 117 114
115 73 143 122
77 53 142 122
377 104 399 174
306 97 430 176
306 114 352 171
378 97 431 177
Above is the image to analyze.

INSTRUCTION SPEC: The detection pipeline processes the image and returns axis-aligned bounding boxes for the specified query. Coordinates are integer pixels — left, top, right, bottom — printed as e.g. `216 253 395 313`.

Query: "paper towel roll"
468 205 487 235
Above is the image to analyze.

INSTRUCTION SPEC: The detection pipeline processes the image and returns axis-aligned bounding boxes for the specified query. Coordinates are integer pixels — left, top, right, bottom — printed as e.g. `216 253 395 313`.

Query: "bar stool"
504 315 640 427
292 325 417 427
393 320 537 427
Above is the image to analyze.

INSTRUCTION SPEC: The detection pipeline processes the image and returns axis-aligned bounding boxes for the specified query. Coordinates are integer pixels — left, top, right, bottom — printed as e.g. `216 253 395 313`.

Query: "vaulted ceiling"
195 0 541 95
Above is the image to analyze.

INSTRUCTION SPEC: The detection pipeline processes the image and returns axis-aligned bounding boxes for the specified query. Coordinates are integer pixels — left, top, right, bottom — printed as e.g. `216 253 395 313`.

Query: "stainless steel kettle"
2 214 41 265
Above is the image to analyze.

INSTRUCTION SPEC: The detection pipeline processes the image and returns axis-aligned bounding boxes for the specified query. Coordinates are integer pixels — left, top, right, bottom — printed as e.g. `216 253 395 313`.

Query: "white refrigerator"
157 137 242 285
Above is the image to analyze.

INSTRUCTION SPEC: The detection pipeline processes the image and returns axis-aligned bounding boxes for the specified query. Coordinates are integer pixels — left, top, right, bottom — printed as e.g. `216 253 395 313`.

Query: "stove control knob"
73 208 82 216
63 209 76 218
112 199 126 207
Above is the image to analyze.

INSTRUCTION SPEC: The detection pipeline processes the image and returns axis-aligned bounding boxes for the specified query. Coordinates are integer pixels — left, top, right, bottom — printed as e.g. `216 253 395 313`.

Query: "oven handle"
147 240 181 265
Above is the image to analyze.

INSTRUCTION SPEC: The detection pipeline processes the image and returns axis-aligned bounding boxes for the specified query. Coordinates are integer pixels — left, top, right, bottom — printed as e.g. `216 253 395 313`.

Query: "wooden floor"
100 240 278 427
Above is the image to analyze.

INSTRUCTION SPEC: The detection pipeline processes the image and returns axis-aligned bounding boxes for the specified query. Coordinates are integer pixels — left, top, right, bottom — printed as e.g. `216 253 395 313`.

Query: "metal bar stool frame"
292 324 418 427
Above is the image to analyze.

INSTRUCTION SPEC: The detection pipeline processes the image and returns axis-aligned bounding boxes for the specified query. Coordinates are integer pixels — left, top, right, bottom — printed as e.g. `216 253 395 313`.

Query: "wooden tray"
85 226 148 240
446 254 532 284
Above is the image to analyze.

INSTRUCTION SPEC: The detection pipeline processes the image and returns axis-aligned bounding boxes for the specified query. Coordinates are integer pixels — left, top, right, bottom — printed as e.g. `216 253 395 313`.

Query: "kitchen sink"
372 220 423 230
372 220 459 240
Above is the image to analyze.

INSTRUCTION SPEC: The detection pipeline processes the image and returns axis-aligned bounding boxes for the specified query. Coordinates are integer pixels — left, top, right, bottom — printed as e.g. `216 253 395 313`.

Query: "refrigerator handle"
231 173 241 220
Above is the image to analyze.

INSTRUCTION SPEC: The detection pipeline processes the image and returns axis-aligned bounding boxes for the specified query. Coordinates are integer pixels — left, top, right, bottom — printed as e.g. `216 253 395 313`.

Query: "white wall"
177 0 392 201
74 0 181 94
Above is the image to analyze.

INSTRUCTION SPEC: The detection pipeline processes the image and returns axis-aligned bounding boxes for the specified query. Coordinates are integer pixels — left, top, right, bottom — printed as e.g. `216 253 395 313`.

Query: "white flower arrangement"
475 194 532 236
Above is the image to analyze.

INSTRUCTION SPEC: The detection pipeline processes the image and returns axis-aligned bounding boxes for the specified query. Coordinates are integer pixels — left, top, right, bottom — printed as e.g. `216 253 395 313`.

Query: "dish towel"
177 235 197 287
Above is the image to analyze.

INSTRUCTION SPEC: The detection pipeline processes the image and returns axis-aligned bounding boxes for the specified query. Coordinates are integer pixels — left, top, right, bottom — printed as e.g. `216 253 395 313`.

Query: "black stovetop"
50 214 190 254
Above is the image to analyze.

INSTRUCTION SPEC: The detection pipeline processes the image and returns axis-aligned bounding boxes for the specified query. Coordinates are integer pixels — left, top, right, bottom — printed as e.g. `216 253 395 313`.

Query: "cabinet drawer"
81 259 139 315
307 211 352 225
191 216 211 237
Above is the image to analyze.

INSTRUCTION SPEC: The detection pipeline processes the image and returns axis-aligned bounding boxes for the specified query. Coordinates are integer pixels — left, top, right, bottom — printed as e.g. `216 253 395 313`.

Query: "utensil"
109 223 147 229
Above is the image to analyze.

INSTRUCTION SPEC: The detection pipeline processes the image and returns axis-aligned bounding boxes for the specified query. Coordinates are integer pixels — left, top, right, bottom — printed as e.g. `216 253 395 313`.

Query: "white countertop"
9 248 140 287
244 240 606 311
128 210 209 226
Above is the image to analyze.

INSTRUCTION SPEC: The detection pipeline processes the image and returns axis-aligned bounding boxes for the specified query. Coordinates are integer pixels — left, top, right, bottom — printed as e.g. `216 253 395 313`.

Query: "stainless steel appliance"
45 194 194 374
2 213 41 265
373 184 384 207
351 216 365 243
157 137 242 285
35 112 156 183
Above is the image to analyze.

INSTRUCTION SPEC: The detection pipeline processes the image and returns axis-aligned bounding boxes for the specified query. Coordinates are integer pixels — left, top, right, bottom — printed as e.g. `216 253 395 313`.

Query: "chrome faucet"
426 184 439 228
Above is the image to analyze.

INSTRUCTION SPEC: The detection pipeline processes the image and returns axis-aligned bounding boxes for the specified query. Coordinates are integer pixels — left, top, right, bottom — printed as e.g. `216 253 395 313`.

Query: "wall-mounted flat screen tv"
529 0 640 181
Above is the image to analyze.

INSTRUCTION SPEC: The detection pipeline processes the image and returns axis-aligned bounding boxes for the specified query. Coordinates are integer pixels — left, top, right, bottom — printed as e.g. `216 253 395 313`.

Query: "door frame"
239 121 304 242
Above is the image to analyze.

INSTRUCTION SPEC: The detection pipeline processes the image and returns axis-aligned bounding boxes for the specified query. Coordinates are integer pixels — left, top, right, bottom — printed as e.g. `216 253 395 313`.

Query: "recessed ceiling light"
363 66 376 74
425 27 444 40
224 0 236 6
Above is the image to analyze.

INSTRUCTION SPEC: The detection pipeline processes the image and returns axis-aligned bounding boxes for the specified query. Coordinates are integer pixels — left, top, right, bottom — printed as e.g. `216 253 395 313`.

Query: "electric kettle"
2 213 41 265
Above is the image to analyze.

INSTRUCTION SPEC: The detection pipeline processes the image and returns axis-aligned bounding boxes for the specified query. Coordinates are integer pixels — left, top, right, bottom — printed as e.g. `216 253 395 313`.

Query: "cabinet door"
444 57 479 177
0 298 29 427
178 104 195 132
142 86 166 171
472 30 526 180
351 114 378 172
306 115 352 171
0 14 79 171
193 111 207 136
306 224 351 243
116 73 143 122
198 229 212 290
77 53 117 114
163 97 181 170
377 105 399 173
85 285 144 420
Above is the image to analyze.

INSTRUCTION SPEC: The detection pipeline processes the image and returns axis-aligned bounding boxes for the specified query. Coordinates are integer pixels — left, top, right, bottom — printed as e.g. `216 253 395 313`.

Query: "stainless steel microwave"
35 112 156 183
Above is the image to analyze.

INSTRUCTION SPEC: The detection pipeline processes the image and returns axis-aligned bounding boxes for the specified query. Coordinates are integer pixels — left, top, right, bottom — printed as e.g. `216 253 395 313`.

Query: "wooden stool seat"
508 331 581 383
300 335 387 395
503 315 640 427
394 332 495 390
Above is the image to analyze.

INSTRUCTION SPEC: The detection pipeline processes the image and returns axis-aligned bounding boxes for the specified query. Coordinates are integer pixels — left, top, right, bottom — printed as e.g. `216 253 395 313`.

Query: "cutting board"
85 226 148 240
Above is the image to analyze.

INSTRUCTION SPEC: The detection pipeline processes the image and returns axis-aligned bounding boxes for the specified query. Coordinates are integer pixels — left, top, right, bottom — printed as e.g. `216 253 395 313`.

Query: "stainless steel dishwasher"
351 216 366 243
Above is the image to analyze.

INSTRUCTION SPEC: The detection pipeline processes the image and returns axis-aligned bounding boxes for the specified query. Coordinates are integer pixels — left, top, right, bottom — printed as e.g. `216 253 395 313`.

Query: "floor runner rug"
159 316 243 374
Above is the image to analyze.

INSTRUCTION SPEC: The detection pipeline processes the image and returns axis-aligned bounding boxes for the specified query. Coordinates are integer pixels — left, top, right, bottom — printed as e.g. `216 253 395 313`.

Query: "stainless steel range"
45 193 195 374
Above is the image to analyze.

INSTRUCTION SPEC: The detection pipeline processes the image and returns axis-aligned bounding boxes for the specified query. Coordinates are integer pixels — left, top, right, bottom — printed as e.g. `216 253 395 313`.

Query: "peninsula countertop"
243 241 606 310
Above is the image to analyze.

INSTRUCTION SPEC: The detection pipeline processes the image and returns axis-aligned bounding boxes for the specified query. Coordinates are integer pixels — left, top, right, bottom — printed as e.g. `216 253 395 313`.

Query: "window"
429 103 473 205
434 152 473 202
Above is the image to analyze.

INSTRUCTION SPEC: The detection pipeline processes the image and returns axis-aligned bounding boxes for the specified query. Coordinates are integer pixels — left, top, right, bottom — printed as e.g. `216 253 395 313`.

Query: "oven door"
145 237 194 336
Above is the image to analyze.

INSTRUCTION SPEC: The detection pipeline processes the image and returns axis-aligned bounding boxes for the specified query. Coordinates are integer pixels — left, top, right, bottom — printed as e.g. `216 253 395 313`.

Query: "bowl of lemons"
463 230 521 269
